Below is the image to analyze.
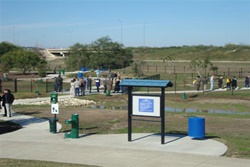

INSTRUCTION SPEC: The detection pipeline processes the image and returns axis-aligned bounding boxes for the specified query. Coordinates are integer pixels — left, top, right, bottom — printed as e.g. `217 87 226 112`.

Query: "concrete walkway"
1 114 250 167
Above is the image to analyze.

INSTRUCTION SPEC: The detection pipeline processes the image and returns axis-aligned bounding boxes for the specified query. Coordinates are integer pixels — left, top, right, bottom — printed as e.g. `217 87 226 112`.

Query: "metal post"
46 79 48 93
31 78 33 92
89 79 92 93
203 80 204 95
174 74 177 94
241 68 243 78
128 86 132 142
14 78 17 93
161 87 165 144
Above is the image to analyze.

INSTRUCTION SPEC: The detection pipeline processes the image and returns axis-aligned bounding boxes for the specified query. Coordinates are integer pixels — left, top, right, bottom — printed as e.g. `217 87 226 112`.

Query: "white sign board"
132 95 160 117
51 103 59 114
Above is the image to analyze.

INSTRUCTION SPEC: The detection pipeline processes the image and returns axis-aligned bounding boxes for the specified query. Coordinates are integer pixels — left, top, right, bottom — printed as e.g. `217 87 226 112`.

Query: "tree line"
65 36 133 70
0 42 47 76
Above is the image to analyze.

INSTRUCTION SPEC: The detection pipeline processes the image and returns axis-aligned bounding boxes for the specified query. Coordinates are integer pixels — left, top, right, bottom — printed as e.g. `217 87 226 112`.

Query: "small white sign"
51 103 59 114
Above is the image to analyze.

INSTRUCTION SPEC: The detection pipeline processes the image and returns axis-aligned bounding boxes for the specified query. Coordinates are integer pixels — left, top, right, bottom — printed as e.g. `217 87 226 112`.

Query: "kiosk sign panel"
132 95 161 117
139 99 154 113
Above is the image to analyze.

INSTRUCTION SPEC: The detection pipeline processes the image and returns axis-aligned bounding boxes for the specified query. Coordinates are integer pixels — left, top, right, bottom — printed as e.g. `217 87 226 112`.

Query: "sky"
0 0 250 48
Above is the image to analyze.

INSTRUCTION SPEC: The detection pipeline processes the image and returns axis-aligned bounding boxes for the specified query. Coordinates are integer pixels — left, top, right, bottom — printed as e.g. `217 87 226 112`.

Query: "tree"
131 60 144 77
164 55 174 74
65 43 90 70
66 36 133 70
1 49 46 74
0 41 21 57
14 50 42 74
201 54 213 75
190 55 213 76
210 66 219 75
0 53 15 72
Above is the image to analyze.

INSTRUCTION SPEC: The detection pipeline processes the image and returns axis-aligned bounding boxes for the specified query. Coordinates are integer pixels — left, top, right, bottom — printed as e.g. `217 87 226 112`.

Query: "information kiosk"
120 79 173 144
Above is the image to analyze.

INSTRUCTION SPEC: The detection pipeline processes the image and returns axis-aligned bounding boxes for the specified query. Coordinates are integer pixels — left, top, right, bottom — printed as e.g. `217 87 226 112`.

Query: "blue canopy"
120 79 173 88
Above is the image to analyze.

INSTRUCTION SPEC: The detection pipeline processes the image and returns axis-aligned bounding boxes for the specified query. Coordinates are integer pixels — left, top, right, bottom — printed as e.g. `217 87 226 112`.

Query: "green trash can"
49 118 58 133
62 68 65 75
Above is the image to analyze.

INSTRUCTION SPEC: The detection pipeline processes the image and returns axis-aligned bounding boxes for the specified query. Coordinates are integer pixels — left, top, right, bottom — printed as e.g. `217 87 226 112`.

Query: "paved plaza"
0 112 249 167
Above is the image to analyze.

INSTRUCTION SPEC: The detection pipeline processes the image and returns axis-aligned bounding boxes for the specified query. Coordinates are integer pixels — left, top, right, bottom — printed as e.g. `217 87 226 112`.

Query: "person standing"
245 76 249 88
202 76 208 91
70 79 75 96
106 78 113 96
2 89 14 117
74 79 80 96
231 76 237 90
103 76 107 93
0 79 2 93
57 75 63 92
0 95 2 115
218 77 223 89
196 76 201 91
210 74 215 90
226 76 231 90
113 79 121 93
2 90 7 116
54 77 58 92
95 78 100 93
79 78 86 96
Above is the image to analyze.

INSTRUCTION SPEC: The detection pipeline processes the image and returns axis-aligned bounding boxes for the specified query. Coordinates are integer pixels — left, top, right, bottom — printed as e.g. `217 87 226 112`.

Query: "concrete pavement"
1 113 250 167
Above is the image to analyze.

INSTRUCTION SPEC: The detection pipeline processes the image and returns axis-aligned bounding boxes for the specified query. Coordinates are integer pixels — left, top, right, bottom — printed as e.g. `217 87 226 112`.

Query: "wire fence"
0 78 67 94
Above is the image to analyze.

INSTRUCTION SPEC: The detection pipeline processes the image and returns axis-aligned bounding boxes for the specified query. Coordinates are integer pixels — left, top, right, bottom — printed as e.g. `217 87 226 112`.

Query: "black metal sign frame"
127 87 166 144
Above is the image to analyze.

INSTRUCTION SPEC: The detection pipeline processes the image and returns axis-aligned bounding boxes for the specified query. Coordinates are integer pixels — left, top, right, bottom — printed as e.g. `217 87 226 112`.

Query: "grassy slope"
131 45 250 61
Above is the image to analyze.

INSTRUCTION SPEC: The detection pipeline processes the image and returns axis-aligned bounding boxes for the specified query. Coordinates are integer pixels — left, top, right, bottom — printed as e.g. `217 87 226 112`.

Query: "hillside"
131 44 250 61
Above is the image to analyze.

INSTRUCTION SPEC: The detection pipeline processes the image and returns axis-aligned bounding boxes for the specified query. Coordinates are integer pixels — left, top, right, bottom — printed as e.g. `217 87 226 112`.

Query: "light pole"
117 19 123 44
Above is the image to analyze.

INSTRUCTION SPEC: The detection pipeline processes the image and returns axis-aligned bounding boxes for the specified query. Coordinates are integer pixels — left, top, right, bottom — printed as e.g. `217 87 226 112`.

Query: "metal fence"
0 78 69 94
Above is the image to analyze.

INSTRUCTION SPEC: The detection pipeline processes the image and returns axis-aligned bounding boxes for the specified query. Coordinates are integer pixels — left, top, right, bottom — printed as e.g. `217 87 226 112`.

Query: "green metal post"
71 114 79 138
65 114 79 139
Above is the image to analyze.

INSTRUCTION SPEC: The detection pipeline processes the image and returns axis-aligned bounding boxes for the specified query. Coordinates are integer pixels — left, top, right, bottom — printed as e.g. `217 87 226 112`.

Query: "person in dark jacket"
2 90 7 116
2 89 14 117
245 76 249 88
113 79 120 93
103 76 107 93
57 75 63 92
231 76 237 90
218 77 223 89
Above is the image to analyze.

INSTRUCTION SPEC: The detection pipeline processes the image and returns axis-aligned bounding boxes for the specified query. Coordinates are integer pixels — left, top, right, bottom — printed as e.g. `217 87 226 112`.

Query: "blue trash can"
188 117 205 139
